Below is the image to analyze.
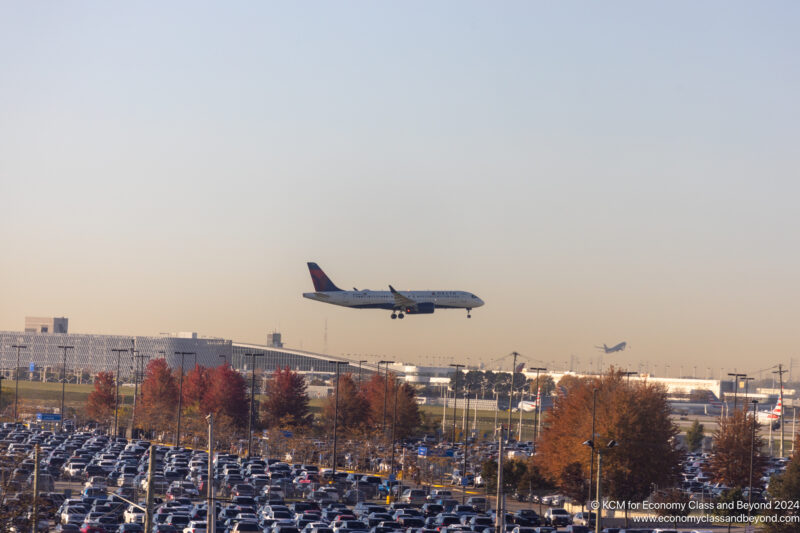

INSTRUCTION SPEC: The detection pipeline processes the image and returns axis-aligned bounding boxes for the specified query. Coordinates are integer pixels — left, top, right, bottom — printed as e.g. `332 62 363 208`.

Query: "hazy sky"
1 2 798 376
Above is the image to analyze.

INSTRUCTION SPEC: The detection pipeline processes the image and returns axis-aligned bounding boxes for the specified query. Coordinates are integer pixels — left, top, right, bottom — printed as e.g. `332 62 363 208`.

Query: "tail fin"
307 262 343 292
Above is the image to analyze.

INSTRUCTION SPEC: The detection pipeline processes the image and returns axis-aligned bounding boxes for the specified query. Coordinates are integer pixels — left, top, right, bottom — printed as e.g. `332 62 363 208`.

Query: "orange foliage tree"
709 407 766 488
536 369 682 505
361 372 422 437
322 373 368 433
261 366 312 429
205 363 248 428
138 358 179 434
86 371 116 426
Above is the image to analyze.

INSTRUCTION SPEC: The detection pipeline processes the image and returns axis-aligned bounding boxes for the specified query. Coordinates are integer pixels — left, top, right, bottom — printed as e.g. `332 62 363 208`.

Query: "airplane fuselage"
303 289 482 311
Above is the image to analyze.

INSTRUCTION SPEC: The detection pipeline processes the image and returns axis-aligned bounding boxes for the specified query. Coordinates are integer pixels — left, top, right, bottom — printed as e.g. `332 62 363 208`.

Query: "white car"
124 505 145 524
183 521 208 533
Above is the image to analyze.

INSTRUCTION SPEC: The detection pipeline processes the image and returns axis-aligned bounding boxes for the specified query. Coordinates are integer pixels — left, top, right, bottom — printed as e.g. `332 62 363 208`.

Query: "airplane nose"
475 296 485 307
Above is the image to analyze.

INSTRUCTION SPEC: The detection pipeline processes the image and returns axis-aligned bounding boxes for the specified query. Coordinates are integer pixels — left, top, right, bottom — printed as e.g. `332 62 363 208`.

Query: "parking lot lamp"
329 361 348 475
57 345 74 432
11 344 26 421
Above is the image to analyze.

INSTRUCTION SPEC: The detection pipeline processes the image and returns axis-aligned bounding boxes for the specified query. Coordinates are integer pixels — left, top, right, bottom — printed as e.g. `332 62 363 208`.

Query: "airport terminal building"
0 317 382 383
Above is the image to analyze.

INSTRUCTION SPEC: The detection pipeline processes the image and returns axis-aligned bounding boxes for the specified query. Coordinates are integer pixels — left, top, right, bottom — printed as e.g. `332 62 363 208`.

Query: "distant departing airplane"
302 263 484 319
596 342 627 354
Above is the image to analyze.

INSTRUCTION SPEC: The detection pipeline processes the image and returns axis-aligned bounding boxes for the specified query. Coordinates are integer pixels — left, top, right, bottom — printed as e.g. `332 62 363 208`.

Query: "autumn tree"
86 371 116 426
322 373 368 433
710 408 766 488
685 419 705 452
362 372 421 436
535 369 682 506
182 364 211 412
765 435 800 532
261 366 312 428
205 363 249 428
138 358 178 434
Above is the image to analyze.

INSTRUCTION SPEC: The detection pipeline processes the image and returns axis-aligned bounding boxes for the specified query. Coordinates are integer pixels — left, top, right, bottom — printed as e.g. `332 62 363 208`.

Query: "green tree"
685 419 705 452
481 458 528 494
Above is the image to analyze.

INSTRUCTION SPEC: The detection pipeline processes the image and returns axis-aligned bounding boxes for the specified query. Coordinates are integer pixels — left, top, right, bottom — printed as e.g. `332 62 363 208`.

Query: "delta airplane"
302 262 484 319
596 342 627 354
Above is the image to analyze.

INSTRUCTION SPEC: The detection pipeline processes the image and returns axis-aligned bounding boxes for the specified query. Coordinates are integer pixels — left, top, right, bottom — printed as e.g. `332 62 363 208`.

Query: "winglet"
307 263 343 292
389 285 398 294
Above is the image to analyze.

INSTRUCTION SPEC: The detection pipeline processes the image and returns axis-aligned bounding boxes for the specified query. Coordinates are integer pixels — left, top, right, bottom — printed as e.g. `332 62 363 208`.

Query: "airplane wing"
389 285 417 309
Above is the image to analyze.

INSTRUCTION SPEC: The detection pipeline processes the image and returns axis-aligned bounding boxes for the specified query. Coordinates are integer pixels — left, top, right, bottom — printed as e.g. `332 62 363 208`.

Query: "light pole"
587 388 598 511
529 367 546 445
358 360 367 384
132 351 148 439
111 348 127 438
449 364 464 442
728 373 746 412
244 352 264 458
57 345 74 432
11 344 26 421
206 413 215 533
379 360 395 434
329 361 348 475
507 352 520 440
390 376 399 481
583 438 618 533
174 351 195 447
749 399 758 523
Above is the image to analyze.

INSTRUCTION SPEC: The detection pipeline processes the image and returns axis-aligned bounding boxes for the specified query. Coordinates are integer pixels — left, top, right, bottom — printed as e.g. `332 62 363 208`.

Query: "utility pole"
774 364 787 457
111 348 127 439
11 344 25 421
449 364 464 442
244 353 264 458
57 345 74 432
507 352 520 438
174 352 194 447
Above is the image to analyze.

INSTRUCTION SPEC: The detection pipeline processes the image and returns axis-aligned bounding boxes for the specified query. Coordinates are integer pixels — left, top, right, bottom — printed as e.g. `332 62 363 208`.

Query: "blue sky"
1 2 798 375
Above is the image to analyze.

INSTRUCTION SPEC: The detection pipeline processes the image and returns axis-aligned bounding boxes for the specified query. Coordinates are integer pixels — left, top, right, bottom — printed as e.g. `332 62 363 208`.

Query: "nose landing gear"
466 308 472 318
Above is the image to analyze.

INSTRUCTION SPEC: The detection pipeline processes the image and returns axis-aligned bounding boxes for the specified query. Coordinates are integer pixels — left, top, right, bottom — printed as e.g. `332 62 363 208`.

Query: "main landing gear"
391 311 405 319
466 308 472 318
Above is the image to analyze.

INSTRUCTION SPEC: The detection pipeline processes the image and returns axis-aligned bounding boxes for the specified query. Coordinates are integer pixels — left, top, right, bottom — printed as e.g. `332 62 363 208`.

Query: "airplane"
302 262 485 319
756 395 782 427
595 342 627 354
518 387 542 412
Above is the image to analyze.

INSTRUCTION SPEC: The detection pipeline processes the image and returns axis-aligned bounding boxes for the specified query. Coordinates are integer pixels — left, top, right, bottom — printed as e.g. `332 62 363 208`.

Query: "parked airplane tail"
307 262 343 292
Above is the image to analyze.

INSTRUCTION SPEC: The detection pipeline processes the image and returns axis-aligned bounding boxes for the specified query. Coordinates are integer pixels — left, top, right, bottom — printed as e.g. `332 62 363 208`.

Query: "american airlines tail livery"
302 262 484 319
